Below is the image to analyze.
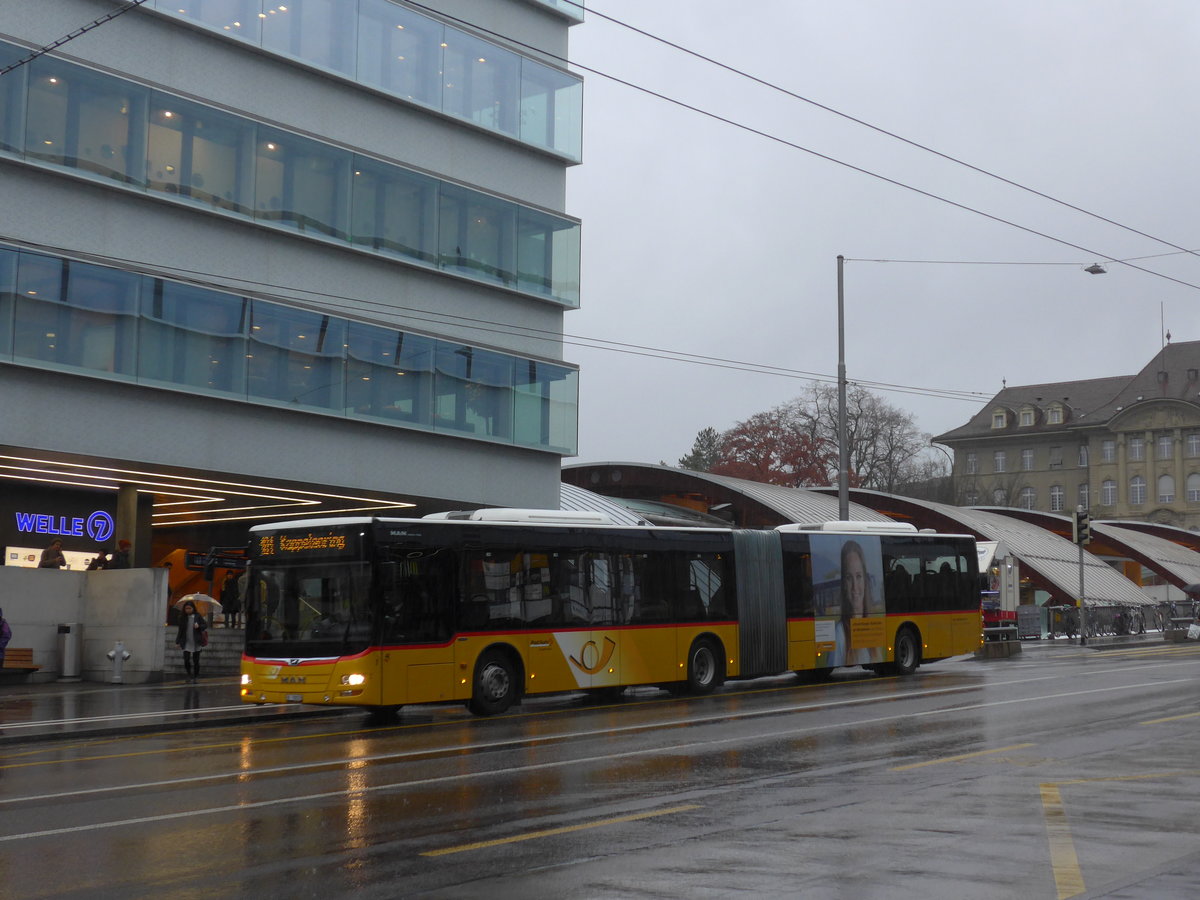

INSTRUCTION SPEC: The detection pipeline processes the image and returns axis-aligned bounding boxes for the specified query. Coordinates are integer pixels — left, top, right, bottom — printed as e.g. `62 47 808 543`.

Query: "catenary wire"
562 0 1200 266
0 0 150 78
0 233 989 405
404 0 1200 293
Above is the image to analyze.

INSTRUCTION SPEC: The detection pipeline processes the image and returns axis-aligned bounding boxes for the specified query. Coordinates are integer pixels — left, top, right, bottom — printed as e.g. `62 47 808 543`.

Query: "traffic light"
1072 510 1092 545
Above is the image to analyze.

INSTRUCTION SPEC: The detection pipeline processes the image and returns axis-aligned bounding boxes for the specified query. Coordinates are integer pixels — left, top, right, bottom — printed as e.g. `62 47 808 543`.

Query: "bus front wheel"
469 650 518 716
892 627 921 676
686 638 723 695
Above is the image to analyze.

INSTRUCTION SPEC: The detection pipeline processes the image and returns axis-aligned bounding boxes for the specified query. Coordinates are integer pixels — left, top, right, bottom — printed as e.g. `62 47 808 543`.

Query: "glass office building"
0 0 582 559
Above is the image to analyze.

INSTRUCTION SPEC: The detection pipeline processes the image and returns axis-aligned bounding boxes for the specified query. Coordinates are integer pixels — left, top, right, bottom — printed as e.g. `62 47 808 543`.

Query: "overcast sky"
563 1 1200 466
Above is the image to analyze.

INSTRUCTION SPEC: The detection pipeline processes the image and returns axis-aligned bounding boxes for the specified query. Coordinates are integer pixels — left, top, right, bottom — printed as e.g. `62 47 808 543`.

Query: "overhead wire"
405 0 1200 293
6 2 1167 408
564 0 1200 267
0 232 988 405
0 0 150 78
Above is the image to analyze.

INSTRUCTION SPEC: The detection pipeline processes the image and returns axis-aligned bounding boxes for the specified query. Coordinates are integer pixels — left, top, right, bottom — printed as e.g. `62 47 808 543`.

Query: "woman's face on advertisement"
845 551 867 616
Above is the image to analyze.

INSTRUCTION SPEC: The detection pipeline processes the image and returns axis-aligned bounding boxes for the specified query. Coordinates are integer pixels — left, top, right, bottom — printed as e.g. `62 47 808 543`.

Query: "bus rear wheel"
686 638 723 695
891 627 921 676
469 650 518 716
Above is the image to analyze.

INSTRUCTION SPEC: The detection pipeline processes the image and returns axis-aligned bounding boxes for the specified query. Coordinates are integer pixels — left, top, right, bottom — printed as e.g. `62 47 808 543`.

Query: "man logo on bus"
569 636 617 675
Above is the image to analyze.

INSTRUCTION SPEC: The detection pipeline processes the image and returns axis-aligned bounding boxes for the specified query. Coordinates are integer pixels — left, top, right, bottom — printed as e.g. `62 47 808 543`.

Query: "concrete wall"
0 567 168 683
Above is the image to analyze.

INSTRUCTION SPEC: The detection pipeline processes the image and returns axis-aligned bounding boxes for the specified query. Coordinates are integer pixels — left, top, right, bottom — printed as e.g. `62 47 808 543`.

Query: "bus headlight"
341 673 366 686
241 674 251 686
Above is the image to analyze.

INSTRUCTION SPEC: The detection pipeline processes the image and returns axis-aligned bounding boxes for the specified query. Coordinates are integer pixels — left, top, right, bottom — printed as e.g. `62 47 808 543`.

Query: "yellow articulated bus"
240 510 981 716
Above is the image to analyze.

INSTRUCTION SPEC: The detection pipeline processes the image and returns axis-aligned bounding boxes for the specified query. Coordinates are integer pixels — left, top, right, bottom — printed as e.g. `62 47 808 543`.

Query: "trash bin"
58 623 82 682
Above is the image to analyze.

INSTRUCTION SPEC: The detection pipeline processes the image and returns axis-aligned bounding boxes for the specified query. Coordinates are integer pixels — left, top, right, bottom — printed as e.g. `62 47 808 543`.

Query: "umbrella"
175 594 223 615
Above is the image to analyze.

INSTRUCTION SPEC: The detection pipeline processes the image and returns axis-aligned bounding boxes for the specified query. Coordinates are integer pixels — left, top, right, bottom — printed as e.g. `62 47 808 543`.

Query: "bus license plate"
287 694 302 702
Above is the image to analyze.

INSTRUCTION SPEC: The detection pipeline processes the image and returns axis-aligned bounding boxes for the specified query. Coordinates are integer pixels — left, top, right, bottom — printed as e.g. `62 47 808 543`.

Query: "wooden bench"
1 648 40 674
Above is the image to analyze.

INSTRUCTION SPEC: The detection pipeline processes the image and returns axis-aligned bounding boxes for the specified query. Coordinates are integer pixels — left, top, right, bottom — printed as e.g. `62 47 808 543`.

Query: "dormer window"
1019 409 1034 427
992 411 1007 429
1047 405 1063 425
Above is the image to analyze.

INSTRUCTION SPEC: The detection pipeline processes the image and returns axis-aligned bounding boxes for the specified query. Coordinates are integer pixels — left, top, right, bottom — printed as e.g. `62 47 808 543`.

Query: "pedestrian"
221 571 242 628
0 607 10 667
86 551 110 571
174 599 208 683
38 538 67 569
107 539 132 569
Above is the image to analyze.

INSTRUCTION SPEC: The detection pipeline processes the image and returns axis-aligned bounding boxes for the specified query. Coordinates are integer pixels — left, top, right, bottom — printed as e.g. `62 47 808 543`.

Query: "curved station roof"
562 463 1200 608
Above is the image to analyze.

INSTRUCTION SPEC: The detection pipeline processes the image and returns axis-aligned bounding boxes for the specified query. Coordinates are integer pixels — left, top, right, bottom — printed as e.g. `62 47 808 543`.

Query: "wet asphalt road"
1 640 1198 899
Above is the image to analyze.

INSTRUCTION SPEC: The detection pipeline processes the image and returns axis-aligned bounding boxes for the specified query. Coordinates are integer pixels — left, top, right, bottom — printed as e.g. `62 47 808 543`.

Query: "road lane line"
420 804 702 857
1139 709 1200 725
890 742 1035 771
3 680 1193 841
1040 783 1086 899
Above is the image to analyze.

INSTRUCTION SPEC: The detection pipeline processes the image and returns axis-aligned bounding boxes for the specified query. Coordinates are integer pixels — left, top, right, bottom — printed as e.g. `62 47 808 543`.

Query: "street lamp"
930 442 955 503
836 255 849 520
836 254 1106 522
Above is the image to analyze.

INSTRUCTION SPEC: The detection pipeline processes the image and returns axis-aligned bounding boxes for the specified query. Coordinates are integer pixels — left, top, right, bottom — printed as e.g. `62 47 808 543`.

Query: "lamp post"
837 255 849 520
930 442 955 503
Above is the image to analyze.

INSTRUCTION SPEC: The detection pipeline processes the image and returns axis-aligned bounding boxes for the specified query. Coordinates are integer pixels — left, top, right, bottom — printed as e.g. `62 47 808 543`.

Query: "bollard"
106 641 131 683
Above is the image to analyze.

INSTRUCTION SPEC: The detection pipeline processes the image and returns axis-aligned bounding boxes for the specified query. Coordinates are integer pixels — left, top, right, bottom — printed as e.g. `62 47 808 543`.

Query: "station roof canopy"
987 508 1200 592
819 490 1158 607
561 464 1198 607
562 463 893 527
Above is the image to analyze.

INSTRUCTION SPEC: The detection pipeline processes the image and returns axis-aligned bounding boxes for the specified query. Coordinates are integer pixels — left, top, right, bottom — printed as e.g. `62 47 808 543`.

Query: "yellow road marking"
1041 783 1085 899
421 804 701 857
1140 709 1200 725
1039 770 1200 898
890 742 1035 771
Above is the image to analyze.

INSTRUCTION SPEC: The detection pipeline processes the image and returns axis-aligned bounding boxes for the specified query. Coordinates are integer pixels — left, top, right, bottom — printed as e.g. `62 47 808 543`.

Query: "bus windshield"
244 559 374 658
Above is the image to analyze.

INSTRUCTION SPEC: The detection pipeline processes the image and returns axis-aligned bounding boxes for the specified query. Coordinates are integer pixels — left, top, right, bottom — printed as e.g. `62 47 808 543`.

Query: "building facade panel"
0 0 580 561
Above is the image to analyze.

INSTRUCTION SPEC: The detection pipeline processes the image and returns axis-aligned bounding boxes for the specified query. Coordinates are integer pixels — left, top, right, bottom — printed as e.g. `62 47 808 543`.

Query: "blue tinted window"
139 280 247 396
439 186 516 288
0 43 26 154
262 0 357 76
346 322 434 425
350 155 437 262
514 360 577 453
13 254 140 377
248 302 346 410
518 208 580 305
255 127 350 239
0 246 15 357
442 30 519 137
357 0 443 108
434 344 514 440
147 93 254 214
25 57 147 185
155 0 263 43
520 60 582 159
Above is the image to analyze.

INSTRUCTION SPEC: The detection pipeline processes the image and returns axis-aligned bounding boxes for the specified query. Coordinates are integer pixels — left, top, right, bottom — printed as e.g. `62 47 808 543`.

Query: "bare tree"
785 383 928 492
675 383 928 492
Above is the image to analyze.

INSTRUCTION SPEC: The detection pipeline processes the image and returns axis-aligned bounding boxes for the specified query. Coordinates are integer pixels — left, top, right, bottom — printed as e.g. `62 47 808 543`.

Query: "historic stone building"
935 341 1200 531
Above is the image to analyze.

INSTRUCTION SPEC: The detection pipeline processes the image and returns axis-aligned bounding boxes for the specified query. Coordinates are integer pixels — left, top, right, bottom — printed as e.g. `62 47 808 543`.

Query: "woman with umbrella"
174 597 211 683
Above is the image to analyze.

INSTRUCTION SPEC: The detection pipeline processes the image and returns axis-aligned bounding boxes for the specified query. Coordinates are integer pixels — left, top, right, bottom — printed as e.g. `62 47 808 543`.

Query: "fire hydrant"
107 641 131 683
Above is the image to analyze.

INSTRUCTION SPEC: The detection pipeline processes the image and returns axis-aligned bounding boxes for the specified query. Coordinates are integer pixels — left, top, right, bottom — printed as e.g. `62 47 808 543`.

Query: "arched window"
1187 473 1200 502
1078 483 1090 510
993 487 1008 505
1158 474 1175 503
1101 479 1117 506
1130 475 1146 506
1050 485 1064 512
1019 487 1036 509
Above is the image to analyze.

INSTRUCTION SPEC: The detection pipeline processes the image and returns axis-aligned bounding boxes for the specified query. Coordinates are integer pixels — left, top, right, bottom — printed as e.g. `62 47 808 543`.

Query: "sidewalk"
0 676 354 745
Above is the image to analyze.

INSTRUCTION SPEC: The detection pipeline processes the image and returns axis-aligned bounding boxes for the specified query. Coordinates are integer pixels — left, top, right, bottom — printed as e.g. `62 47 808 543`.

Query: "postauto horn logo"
14 510 115 543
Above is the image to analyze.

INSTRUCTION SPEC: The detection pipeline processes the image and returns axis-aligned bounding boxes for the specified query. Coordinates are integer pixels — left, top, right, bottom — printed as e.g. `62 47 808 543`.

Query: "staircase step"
162 627 243 676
